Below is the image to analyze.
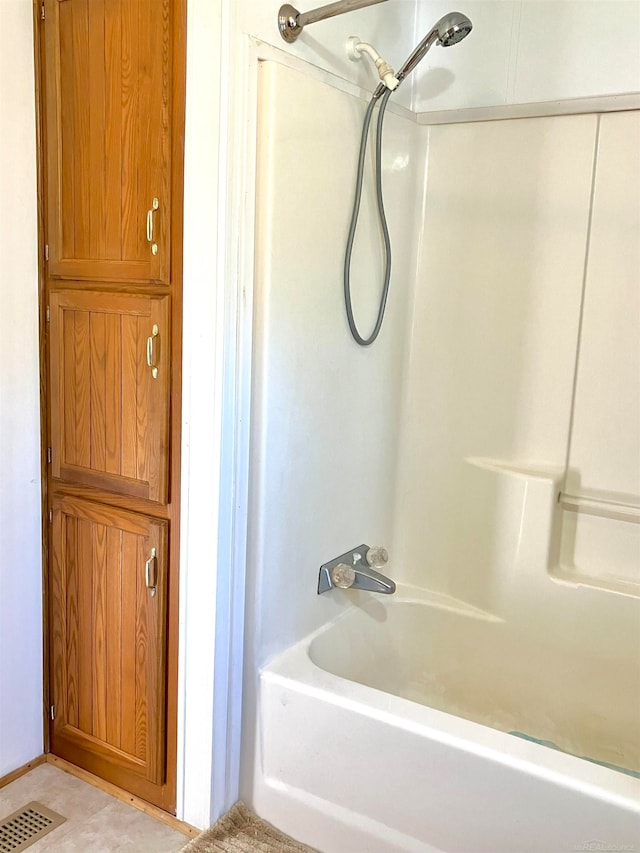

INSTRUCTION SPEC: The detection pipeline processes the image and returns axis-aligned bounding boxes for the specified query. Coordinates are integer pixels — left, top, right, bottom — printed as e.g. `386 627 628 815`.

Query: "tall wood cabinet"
37 0 185 812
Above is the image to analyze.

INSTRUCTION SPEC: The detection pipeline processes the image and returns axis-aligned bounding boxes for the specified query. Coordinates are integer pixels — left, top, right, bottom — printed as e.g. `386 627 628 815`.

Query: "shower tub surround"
244 55 640 853
256 460 640 851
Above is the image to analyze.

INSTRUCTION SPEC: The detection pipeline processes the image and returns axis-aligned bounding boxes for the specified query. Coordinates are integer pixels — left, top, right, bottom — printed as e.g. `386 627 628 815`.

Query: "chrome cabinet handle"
146 197 159 256
146 324 159 379
145 547 158 597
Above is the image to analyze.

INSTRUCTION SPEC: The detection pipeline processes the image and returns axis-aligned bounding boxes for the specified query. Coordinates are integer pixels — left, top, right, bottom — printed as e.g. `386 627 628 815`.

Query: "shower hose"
343 87 393 346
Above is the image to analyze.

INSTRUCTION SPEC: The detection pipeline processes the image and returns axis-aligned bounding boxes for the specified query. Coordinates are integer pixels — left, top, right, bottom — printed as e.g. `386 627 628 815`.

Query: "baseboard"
0 755 46 790
45 754 198 838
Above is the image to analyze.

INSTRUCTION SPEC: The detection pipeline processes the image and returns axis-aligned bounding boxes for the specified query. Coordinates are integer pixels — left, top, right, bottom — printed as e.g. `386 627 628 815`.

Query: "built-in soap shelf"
466 457 563 483
465 457 639 599
559 491 640 524
555 488 639 598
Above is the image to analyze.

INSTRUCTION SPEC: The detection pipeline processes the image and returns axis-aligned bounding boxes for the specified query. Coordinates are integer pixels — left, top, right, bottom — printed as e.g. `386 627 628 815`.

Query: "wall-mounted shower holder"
318 544 396 595
346 37 399 91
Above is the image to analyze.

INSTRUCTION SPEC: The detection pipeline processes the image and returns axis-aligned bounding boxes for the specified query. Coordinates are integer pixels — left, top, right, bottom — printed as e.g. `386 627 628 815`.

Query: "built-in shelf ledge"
465 457 563 482
552 567 640 600
417 93 640 126
560 493 640 524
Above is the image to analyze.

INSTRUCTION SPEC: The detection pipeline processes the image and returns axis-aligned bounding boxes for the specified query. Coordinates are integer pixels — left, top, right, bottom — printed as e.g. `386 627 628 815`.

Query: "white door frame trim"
178 0 233 827
177 1 263 829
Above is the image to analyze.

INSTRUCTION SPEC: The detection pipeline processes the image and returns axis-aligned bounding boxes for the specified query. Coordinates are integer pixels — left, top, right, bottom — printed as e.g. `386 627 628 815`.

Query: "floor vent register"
0 802 66 852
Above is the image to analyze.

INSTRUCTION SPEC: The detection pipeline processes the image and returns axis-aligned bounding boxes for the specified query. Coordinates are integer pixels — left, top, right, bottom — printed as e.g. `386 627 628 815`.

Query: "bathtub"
255 590 640 852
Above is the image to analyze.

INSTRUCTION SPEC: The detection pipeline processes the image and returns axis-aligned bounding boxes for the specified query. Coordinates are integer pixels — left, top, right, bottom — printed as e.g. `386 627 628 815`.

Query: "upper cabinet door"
43 0 172 284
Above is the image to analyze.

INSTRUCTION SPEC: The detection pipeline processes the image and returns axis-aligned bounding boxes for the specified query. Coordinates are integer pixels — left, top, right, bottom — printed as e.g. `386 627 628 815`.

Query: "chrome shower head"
437 11 473 46
395 11 472 85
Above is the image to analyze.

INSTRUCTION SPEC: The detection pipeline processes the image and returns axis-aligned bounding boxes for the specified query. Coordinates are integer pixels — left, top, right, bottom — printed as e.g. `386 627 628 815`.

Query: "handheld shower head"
436 11 473 46
394 11 472 86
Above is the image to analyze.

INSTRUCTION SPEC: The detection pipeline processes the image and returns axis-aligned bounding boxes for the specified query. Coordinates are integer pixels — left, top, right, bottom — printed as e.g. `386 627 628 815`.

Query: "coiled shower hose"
343 87 393 346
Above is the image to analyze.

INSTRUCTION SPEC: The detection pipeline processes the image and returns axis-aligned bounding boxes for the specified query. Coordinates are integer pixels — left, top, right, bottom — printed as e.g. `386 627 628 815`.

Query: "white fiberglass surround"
241 53 640 850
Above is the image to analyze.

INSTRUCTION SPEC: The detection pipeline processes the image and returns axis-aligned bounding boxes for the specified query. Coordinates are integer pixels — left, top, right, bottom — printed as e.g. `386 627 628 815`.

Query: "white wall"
413 0 640 112
0 0 44 776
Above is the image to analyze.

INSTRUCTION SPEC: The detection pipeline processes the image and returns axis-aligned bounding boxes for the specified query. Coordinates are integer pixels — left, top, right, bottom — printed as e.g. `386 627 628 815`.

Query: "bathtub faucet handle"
331 563 356 589
318 544 396 595
366 546 389 569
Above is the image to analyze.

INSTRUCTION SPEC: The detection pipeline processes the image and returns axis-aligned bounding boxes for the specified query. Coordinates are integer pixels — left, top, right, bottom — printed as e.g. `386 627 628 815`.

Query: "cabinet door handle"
145 547 158 597
146 197 159 256
146 324 159 379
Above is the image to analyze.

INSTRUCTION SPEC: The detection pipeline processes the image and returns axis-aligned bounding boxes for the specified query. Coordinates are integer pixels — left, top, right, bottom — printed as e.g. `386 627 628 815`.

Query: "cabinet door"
50 290 170 503
50 496 167 786
43 0 171 283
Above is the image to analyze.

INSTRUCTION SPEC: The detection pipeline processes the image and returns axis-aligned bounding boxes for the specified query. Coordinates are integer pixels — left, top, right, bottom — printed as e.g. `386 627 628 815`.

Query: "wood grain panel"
105 312 122 475
135 311 149 486
49 496 167 786
65 515 79 729
92 521 108 742
58 1 75 260
50 508 68 745
70 0 90 260
104 0 123 259
88 0 107 260
50 290 170 503
106 526 123 748
62 308 76 467
121 0 140 263
77 518 94 735
121 315 138 480
40 0 187 811
89 312 107 473
120 530 138 758
44 0 172 282
135 535 147 763
145 522 167 785
74 311 91 469
136 0 151 263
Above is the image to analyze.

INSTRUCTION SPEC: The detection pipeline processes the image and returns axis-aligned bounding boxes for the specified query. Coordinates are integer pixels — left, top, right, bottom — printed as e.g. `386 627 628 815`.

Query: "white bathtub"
255 591 640 853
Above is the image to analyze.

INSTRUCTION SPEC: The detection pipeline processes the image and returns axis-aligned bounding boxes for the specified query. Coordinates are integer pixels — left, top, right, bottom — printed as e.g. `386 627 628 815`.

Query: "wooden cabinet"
49 290 170 502
50 496 167 786
43 0 172 283
37 0 184 812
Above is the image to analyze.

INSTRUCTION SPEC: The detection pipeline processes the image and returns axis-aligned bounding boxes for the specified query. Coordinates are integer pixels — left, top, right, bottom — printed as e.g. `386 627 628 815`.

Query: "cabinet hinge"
46 305 50 323
48 509 53 524
41 3 45 21
44 244 49 261
47 447 52 464
50 705 55 721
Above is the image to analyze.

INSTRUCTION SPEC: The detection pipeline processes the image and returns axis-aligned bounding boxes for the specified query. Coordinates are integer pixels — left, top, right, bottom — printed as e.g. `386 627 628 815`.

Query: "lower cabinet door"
49 495 168 787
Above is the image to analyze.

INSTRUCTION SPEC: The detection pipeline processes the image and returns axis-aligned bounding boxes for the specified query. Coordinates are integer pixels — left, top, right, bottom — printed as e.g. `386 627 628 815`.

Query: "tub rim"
261 592 640 814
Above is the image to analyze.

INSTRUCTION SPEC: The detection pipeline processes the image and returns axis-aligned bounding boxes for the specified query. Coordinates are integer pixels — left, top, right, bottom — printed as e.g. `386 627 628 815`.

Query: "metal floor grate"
0 802 66 853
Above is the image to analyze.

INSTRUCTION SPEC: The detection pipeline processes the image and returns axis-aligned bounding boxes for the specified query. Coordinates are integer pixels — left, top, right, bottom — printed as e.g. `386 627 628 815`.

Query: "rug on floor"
181 802 316 853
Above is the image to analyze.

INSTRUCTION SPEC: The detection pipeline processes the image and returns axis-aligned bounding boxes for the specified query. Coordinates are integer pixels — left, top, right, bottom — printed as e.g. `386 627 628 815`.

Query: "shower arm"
278 0 388 43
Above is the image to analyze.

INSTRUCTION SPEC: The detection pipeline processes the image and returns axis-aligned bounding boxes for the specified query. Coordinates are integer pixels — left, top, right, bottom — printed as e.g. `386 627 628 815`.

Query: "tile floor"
0 763 188 852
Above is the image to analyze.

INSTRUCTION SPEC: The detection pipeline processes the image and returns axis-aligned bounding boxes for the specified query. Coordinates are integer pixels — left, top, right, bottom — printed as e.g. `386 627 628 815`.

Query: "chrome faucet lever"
317 544 396 595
